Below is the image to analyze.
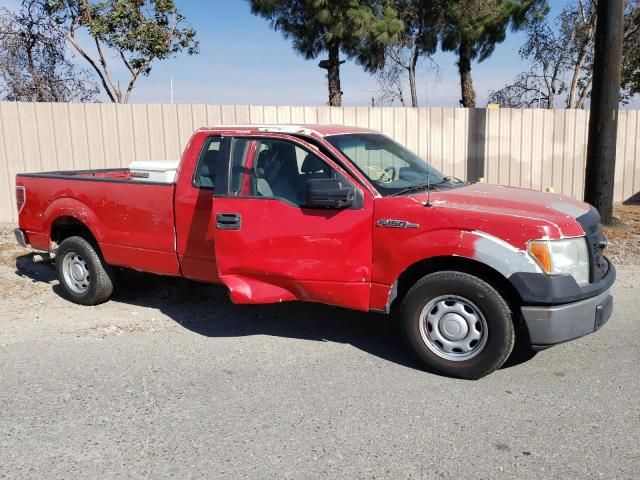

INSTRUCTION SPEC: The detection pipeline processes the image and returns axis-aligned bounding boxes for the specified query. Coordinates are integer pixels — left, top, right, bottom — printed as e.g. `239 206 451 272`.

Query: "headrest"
199 164 211 176
256 148 273 168
204 149 219 164
301 154 325 173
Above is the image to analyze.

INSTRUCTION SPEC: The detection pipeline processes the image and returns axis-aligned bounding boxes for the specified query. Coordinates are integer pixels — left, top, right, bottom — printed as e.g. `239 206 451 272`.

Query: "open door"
212 135 374 311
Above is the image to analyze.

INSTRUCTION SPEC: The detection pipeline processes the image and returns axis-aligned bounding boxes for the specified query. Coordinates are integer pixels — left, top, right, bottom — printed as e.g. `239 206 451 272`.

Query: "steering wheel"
384 166 397 181
363 164 393 184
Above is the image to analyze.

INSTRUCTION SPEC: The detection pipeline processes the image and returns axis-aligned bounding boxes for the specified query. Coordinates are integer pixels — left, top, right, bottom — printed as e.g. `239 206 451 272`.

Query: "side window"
193 137 223 189
229 138 337 207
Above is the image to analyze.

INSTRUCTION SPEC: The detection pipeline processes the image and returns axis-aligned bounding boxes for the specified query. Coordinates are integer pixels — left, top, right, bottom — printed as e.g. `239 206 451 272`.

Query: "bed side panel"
17 174 179 275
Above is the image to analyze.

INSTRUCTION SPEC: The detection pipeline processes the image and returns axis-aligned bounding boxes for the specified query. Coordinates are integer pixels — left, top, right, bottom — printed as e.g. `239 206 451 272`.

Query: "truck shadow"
15 254 535 374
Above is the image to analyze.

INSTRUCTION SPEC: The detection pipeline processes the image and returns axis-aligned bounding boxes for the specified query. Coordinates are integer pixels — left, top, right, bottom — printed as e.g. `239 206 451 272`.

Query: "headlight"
528 238 590 286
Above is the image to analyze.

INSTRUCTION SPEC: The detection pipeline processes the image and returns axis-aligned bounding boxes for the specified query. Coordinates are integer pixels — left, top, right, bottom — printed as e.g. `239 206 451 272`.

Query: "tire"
55 236 114 305
400 271 515 379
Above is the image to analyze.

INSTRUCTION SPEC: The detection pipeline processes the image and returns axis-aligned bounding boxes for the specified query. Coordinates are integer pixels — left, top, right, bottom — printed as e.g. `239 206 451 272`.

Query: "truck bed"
16 169 180 276
20 168 155 183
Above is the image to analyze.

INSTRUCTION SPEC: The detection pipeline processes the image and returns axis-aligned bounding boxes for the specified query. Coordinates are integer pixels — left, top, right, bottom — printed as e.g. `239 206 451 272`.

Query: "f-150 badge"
376 219 419 229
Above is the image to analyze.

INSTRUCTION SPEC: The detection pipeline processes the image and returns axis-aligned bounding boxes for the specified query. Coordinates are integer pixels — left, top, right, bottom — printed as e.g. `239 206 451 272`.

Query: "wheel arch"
51 215 98 245
43 197 105 249
390 255 523 316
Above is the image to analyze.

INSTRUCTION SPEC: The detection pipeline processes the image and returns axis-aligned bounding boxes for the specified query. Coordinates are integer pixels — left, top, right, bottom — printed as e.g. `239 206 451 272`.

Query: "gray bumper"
522 289 613 348
14 228 28 248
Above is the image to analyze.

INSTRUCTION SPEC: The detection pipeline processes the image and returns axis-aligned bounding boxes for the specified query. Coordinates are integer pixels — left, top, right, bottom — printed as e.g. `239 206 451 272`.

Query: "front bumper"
510 259 616 305
14 228 28 248
522 289 613 349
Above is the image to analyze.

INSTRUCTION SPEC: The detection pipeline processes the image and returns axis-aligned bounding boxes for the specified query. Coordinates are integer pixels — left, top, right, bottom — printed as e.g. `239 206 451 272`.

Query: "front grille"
576 207 609 283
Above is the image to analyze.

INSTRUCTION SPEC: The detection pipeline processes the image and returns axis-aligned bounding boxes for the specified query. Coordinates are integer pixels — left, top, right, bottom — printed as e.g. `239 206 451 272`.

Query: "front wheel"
400 271 515 379
56 236 114 305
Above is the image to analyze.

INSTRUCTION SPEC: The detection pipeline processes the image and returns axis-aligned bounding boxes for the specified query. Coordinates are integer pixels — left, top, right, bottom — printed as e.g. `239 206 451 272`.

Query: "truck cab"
15 124 615 379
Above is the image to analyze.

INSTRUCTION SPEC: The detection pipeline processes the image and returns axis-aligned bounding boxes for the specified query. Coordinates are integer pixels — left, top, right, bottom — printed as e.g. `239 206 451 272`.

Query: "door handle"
216 213 242 230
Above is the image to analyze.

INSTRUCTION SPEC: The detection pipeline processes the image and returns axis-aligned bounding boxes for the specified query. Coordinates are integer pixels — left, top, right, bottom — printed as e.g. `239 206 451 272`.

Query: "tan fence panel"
1 102 639 223
618 110 639 203
1 103 24 220
0 106 12 223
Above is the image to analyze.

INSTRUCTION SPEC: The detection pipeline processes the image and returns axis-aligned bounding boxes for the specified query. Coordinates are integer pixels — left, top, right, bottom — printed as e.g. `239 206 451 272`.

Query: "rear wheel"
56 236 114 305
400 271 515 379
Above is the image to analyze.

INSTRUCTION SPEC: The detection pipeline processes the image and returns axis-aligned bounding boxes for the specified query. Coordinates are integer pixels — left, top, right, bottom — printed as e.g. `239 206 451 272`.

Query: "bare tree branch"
64 30 116 102
0 1 98 102
44 0 199 103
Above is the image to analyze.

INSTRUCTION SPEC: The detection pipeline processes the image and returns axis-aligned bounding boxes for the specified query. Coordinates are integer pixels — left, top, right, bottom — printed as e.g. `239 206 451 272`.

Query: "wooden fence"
1 102 638 223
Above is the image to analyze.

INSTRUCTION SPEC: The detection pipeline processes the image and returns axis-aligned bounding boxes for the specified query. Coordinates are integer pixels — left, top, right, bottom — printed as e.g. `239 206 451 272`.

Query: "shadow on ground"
15 254 535 374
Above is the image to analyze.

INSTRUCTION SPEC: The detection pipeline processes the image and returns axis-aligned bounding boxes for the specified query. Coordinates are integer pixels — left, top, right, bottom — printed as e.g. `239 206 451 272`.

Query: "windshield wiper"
389 175 468 197
433 176 466 186
388 183 433 197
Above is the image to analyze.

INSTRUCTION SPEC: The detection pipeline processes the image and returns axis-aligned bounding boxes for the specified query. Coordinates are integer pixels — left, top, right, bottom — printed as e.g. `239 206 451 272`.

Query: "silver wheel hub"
440 313 469 340
419 295 488 362
62 251 90 294
71 264 85 281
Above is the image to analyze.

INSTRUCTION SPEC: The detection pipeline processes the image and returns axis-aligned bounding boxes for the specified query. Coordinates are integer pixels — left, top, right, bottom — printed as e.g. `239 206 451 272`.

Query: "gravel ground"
604 204 640 265
0 223 639 479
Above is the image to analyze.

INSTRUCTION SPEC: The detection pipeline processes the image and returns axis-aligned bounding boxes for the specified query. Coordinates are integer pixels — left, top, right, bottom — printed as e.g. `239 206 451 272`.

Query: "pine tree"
248 0 403 106
440 0 547 107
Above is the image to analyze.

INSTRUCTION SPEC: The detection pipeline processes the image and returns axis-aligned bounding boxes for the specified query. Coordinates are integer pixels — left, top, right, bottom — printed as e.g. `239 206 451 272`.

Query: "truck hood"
412 183 590 239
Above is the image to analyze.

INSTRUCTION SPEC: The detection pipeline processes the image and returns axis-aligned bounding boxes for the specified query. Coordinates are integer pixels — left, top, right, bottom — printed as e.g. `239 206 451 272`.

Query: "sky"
1 0 573 106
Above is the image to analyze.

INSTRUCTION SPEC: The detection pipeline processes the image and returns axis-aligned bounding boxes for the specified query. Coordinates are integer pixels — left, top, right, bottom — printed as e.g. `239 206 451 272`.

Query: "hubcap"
62 251 90 294
440 313 469 340
419 295 488 361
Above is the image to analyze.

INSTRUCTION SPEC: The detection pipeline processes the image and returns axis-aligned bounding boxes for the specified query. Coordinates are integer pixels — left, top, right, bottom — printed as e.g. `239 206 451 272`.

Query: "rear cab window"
193 137 223 189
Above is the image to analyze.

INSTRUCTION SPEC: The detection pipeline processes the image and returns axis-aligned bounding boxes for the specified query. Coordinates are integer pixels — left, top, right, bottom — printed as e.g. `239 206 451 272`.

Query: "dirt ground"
604 204 640 264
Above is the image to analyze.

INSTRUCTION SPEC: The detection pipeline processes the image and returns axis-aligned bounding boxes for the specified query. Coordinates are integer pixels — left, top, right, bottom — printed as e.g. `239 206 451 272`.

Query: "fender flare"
384 229 542 310
43 197 105 245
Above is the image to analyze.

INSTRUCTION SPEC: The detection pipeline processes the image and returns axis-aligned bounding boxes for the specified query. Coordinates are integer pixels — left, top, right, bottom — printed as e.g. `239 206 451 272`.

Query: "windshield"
326 133 446 196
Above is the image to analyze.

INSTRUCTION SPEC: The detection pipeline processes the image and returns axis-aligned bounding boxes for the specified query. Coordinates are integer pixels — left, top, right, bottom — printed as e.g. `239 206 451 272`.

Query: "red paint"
16 125 593 312
174 131 219 282
240 141 257 195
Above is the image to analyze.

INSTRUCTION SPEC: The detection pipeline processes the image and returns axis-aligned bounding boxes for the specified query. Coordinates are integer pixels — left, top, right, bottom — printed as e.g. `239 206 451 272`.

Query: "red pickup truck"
15 124 615 378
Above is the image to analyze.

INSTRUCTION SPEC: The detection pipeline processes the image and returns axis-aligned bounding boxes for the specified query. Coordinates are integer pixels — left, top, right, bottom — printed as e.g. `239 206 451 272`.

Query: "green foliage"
371 0 443 106
394 0 440 55
621 1 640 103
248 0 403 69
440 0 548 62
44 0 198 102
434 0 547 106
84 0 197 73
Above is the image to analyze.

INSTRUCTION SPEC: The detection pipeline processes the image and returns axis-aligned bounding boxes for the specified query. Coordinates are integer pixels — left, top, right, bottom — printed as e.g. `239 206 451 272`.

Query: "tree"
440 0 547 107
373 54 407 105
621 1 640 103
45 0 198 103
488 3 594 108
584 0 625 224
0 1 97 101
373 0 441 107
489 0 640 108
248 0 403 106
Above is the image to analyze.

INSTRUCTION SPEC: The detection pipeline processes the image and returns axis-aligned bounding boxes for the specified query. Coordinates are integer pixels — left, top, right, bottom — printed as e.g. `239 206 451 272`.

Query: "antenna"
425 173 432 207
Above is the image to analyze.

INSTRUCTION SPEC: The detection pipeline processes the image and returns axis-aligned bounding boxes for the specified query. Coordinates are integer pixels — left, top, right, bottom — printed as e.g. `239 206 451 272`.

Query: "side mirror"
306 178 355 209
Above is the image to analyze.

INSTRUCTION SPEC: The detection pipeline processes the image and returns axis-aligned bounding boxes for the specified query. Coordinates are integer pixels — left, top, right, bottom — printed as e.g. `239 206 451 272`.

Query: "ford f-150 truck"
14 124 615 379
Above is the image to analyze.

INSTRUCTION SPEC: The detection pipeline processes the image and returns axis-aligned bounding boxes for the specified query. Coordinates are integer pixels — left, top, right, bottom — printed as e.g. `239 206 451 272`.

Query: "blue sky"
1 0 567 106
